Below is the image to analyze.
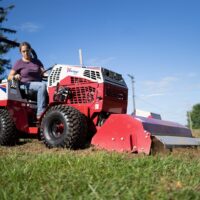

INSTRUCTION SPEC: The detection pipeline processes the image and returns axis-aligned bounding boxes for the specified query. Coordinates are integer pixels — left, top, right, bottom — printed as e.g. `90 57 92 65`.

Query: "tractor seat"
20 85 37 102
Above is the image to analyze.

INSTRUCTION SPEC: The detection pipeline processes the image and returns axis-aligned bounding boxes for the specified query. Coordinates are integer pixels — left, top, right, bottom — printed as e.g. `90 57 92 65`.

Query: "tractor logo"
67 68 79 75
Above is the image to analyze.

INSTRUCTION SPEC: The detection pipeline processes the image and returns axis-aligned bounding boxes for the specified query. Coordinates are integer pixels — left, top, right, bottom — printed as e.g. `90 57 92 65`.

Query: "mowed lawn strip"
0 140 200 200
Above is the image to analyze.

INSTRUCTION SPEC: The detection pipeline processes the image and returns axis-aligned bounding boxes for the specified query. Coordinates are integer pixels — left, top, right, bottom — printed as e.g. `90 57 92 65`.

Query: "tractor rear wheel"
0 109 17 146
40 105 88 149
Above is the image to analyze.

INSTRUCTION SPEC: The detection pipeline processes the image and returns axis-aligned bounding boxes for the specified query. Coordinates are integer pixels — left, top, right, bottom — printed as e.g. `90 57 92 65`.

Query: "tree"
189 104 200 129
0 2 17 79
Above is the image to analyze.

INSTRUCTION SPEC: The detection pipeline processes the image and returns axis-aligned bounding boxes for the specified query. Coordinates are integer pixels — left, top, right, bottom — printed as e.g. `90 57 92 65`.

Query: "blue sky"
2 0 200 125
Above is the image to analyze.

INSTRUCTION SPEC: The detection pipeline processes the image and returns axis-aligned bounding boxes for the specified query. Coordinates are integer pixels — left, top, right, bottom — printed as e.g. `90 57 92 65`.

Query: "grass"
0 140 200 200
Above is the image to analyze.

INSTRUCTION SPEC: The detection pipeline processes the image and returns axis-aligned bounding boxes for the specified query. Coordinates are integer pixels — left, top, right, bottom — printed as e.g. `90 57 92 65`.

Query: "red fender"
91 114 152 154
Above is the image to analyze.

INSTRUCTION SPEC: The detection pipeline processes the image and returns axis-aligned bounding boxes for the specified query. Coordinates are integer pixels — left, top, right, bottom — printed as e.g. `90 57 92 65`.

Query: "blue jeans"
21 82 47 116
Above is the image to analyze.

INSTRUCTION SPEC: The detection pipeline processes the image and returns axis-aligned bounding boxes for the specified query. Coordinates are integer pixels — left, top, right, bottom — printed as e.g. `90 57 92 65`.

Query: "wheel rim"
48 118 65 139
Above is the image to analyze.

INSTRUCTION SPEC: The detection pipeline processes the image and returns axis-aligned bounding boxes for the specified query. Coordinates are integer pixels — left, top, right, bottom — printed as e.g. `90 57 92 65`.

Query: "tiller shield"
91 114 200 154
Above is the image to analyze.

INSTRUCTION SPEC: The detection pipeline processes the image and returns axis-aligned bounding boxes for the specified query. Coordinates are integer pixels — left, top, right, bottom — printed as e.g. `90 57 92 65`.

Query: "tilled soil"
0 139 199 159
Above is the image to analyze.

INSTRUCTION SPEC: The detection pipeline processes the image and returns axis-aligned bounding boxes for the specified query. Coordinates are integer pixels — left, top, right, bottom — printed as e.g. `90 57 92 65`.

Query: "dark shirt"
13 59 44 83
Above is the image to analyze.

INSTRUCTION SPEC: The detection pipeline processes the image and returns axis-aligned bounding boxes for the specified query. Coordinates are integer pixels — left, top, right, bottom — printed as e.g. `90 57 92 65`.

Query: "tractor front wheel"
40 105 87 149
0 109 17 145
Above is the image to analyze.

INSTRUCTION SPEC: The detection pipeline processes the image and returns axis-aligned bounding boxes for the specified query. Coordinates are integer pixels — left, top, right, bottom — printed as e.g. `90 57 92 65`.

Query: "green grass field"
0 139 200 200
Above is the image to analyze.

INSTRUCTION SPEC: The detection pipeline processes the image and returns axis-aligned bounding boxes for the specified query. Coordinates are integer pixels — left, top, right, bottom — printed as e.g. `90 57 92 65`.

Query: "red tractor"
0 38 200 154
0 64 128 148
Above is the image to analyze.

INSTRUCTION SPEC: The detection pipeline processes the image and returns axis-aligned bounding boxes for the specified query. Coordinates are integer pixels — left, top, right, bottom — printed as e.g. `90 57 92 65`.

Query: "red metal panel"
7 100 30 132
27 127 38 134
91 114 152 154
0 100 7 106
102 83 128 114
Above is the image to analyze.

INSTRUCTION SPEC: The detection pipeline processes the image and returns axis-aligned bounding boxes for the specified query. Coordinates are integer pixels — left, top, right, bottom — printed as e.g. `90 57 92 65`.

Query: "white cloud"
188 72 197 78
140 93 165 99
86 57 115 66
18 22 41 33
143 76 178 94
137 76 179 100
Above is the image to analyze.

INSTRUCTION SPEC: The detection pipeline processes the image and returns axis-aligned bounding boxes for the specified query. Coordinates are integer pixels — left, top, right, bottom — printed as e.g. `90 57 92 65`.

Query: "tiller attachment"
91 114 200 154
